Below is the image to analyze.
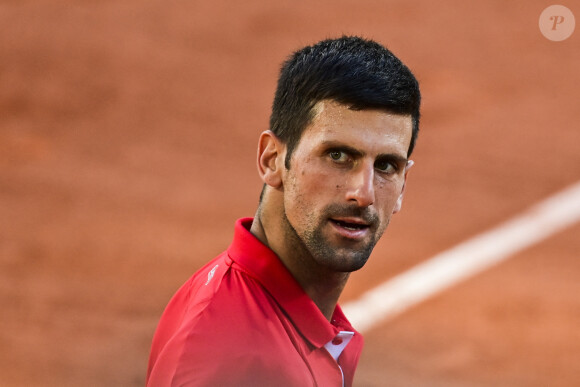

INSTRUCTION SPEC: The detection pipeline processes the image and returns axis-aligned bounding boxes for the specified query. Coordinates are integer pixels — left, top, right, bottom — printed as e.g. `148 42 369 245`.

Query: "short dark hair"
270 36 421 169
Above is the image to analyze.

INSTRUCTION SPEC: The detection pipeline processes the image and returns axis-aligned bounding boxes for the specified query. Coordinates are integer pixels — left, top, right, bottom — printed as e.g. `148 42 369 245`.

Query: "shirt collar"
227 218 357 348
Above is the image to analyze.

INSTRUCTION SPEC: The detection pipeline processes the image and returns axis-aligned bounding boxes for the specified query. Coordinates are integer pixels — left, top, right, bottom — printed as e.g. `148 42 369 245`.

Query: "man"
147 36 421 386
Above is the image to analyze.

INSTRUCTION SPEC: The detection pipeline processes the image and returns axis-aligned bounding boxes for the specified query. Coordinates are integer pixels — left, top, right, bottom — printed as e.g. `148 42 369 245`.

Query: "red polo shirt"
147 218 363 386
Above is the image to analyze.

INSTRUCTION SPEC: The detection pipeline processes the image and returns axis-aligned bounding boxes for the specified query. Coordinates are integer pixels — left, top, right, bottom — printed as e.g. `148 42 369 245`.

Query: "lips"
331 219 369 230
329 217 371 240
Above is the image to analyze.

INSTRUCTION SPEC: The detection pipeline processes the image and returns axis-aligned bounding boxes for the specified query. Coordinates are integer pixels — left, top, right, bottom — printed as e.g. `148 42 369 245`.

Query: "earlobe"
393 192 404 214
256 130 285 189
393 160 414 214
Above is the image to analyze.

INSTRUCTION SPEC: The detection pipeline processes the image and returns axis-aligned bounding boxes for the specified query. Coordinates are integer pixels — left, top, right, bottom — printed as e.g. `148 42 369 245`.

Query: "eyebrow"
321 141 409 164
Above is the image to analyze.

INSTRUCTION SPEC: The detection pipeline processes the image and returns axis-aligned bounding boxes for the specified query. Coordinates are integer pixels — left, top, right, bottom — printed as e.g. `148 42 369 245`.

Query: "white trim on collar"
323 331 355 361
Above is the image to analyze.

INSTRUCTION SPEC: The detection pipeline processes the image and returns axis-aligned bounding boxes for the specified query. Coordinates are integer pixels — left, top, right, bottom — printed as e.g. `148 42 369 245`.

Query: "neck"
251 199 349 321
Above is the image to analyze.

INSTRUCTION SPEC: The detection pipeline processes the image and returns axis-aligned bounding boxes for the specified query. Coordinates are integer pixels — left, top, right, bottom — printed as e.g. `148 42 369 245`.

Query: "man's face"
281 100 413 273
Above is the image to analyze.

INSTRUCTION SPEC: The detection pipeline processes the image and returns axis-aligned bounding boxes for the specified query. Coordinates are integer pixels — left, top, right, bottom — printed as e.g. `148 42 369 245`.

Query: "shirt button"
332 337 343 345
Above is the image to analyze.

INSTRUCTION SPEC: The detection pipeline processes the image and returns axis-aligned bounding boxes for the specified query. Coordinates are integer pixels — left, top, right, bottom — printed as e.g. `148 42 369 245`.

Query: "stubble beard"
282 203 385 273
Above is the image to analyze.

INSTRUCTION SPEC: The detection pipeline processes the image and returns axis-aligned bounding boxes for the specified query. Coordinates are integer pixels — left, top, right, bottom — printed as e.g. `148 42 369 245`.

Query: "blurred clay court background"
1 1 579 385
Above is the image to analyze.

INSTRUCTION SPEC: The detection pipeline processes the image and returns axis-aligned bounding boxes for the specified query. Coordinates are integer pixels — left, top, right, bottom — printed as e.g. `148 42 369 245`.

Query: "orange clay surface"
1 1 579 386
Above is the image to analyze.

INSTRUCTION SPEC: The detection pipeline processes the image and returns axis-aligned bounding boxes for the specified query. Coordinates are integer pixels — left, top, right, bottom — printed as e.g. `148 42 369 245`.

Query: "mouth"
329 217 372 240
330 219 369 230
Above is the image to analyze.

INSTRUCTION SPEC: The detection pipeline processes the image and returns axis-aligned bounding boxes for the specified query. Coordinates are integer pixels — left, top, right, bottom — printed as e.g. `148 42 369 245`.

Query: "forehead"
299 100 413 156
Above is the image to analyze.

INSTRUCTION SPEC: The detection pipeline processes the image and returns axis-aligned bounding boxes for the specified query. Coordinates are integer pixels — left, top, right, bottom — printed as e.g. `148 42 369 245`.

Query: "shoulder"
153 253 267 340
148 253 303 385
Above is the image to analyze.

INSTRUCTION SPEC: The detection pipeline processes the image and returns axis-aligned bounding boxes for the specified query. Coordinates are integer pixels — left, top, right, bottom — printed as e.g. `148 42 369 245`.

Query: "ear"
392 160 414 214
256 130 285 189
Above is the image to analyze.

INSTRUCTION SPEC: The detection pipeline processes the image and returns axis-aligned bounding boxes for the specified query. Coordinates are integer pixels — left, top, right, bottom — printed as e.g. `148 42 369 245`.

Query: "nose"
345 162 375 207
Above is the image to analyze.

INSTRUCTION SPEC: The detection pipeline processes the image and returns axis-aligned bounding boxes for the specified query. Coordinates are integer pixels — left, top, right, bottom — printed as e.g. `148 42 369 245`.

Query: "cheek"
376 182 404 213
284 170 317 209
292 163 330 197
285 169 332 221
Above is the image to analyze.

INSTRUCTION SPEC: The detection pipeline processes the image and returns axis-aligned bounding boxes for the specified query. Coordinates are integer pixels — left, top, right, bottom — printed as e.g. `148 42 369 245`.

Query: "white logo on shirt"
205 265 219 285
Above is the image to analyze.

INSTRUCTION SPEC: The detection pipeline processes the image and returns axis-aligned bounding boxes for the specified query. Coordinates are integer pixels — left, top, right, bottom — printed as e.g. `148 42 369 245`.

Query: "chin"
317 249 372 273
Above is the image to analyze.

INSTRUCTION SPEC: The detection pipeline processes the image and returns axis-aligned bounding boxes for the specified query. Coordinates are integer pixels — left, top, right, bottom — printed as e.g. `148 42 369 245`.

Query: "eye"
374 159 397 174
329 150 348 163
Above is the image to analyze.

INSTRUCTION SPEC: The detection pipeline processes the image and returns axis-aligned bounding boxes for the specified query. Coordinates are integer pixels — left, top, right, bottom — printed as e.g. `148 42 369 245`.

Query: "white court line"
343 181 580 333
